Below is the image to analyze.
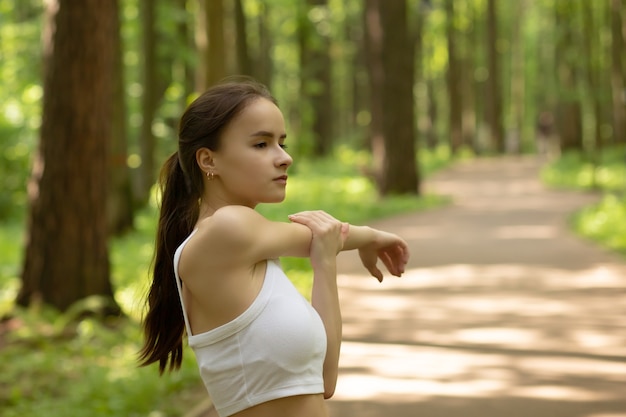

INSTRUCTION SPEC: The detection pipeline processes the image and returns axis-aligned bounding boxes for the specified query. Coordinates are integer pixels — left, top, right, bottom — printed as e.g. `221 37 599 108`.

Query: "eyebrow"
250 130 287 139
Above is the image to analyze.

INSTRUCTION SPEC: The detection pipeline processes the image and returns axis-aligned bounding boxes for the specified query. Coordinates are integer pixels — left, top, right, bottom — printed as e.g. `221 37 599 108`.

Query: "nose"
276 147 293 168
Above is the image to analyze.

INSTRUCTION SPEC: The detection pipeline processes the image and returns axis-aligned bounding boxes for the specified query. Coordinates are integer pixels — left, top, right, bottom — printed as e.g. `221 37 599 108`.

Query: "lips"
273 175 288 181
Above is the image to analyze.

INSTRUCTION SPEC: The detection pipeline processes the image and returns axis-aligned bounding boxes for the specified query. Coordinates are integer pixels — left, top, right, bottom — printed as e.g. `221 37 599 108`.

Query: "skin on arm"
288 211 349 399
203 206 408 283
290 212 411 282
195 205 314 265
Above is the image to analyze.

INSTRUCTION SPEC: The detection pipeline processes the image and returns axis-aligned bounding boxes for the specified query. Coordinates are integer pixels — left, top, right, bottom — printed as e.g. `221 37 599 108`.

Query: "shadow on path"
330 157 626 417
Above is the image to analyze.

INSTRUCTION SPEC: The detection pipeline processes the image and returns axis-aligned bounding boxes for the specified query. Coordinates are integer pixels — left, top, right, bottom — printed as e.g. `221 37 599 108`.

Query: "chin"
263 194 286 204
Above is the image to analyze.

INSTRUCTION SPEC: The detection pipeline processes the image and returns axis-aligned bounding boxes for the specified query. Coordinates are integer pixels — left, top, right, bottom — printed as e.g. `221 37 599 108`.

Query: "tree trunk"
555 1 583 152
299 0 333 157
18 0 120 314
509 0 526 153
255 3 273 89
611 0 626 144
206 0 226 87
445 0 463 154
461 5 477 152
364 0 385 186
379 0 419 195
234 0 253 76
109 0 134 236
426 79 439 149
136 0 158 205
485 0 504 153
350 20 368 143
176 0 195 105
581 1 604 153
414 1 427 149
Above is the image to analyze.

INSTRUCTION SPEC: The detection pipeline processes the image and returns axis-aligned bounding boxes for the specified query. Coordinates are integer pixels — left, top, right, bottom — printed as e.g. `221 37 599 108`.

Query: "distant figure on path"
536 110 555 156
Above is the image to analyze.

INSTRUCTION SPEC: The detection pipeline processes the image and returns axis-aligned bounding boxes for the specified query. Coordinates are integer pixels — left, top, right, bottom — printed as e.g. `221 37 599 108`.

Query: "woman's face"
208 98 293 208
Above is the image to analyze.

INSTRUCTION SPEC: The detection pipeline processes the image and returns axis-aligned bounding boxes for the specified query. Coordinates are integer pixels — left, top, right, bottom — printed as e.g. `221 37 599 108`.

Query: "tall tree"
581 1 604 153
255 3 273 89
364 0 385 185
485 0 504 153
509 0 526 152
18 0 120 314
444 0 464 154
175 0 195 105
379 0 419 194
299 0 334 157
611 0 625 144
365 0 419 194
461 3 477 152
108 0 134 235
234 0 253 76
136 0 158 205
196 0 227 90
554 1 583 151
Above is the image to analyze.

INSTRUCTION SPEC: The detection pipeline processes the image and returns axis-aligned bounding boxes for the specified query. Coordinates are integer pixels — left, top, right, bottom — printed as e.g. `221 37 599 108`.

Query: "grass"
541 146 626 192
541 145 626 256
0 146 451 417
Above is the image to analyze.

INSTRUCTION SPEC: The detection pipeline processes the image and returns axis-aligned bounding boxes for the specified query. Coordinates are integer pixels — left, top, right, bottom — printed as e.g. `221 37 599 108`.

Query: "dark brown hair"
138 79 277 373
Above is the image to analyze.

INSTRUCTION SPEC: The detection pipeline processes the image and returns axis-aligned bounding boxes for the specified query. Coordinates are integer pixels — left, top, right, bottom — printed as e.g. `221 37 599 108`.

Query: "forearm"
342 224 376 251
310 259 342 399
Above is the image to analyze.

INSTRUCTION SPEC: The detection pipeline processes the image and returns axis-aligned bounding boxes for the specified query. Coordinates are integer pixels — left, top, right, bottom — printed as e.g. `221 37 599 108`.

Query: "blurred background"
0 0 624 416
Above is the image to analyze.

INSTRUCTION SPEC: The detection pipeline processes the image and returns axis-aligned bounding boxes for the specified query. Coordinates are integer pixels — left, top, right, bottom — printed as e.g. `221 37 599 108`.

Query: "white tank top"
173 230 326 417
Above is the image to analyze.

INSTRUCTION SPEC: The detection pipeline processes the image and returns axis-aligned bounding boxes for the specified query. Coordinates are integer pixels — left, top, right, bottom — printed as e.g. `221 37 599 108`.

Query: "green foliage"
574 194 626 255
0 1 43 220
0 310 203 417
0 150 451 417
541 146 626 192
542 146 626 257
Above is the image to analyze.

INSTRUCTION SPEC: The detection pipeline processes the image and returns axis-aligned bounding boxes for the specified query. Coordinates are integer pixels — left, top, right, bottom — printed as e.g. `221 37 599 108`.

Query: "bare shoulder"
209 205 265 232
187 206 260 267
192 205 311 263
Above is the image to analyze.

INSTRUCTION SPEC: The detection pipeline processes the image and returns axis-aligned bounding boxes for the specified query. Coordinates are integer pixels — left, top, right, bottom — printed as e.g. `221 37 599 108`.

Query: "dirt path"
329 156 626 417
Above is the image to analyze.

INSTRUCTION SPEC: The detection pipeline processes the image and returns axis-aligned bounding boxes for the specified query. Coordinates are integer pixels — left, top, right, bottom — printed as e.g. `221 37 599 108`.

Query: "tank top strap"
173 229 198 336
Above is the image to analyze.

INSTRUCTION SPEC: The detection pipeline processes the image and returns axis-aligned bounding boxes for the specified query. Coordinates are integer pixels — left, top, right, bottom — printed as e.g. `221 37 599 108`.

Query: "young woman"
139 80 410 417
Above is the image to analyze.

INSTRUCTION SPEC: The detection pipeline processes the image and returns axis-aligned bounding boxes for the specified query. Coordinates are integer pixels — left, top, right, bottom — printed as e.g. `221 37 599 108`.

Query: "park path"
328 156 626 417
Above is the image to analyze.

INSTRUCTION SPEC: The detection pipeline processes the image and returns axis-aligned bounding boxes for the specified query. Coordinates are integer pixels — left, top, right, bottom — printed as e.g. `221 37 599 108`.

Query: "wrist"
344 225 376 251
311 257 337 272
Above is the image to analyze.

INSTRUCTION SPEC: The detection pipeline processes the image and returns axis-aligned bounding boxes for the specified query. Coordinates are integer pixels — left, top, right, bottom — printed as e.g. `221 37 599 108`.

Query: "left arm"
310 253 341 399
288 211 348 399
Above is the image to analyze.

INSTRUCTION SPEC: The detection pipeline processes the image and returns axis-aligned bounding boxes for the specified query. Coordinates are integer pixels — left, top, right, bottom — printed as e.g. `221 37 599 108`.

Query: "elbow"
323 379 337 399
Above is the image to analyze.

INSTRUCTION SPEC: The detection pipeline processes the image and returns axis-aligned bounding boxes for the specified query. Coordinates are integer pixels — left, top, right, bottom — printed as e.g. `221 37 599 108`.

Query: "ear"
196 148 216 175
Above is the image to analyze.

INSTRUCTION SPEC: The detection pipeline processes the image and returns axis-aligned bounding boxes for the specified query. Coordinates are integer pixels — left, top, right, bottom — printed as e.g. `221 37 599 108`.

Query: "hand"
358 230 409 282
288 211 349 269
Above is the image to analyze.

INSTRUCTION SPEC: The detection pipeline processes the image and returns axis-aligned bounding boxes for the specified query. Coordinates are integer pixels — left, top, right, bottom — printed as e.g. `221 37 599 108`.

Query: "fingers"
366 263 384 283
288 211 344 236
289 210 337 225
289 211 346 255
378 244 409 278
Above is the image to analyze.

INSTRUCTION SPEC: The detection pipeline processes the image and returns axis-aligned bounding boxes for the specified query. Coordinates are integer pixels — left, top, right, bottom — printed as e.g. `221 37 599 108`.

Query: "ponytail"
139 152 199 373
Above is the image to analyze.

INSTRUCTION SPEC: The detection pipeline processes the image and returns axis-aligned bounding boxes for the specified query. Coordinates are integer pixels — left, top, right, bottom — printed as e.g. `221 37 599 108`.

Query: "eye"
279 144 288 149
254 142 267 149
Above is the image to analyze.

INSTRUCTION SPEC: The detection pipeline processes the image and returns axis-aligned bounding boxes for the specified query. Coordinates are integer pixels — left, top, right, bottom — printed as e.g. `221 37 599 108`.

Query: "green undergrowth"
541 145 626 256
0 146 452 417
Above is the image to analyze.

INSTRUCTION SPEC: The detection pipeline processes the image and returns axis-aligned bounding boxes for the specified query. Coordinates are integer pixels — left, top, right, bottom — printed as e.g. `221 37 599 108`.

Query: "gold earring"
206 171 214 180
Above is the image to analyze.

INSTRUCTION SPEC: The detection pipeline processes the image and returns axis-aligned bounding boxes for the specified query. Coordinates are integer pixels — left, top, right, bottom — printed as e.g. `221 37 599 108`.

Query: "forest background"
0 0 625 416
